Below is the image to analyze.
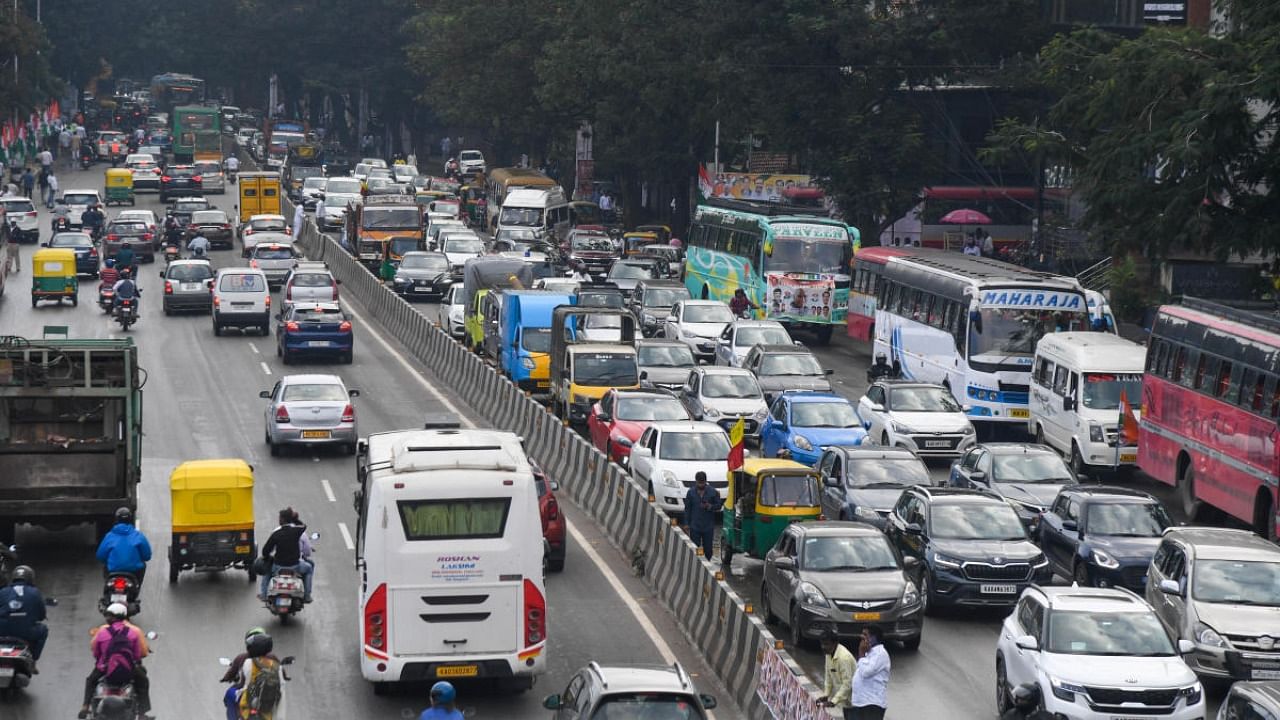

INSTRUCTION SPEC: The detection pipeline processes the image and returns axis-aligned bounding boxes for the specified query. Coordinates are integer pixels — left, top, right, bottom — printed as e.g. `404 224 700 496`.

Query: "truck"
498 291 574 393
549 306 639 424
0 338 144 542
237 171 283 224
345 195 425 272
462 257 535 353
264 119 307 169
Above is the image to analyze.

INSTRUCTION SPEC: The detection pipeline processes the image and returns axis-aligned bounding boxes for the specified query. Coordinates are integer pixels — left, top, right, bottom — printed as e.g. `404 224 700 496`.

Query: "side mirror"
902 556 920 570
631 446 652 459
1061 519 1077 532
639 370 648 380
218 657 233 667
700 694 718 710
542 695 563 710
145 631 159 640
1159 578 1183 597
823 475 840 487
309 532 320 541
159 271 165 278
40 241 48 247
205 279 214 288
259 390 272 399
281 656 295 665
868 402 885 413
1014 634 1039 651
349 389 360 397
968 471 987 484
774 556 796 571
44 596 58 606
1177 638 1195 655
904 522 923 535
560 369 570 380
665 314 677 323
597 412 612 423
550 480 560 491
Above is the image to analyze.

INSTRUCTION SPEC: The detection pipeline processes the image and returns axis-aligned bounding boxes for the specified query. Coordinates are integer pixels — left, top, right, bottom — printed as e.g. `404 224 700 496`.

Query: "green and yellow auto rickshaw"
720 458 822 567
104 167 135 206
31 247 78 307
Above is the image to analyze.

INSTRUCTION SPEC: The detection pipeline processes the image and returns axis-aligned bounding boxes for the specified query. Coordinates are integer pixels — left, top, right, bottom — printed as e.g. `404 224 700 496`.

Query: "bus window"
1216 361 1233 398
1253 373 1268 412
927 296 943 327
1053 365 1070 396
1195 354 1212 391
1171 347 1186 384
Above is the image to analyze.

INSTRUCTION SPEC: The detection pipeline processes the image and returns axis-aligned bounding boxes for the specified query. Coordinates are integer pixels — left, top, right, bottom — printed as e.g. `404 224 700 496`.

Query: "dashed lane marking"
337 521 355 550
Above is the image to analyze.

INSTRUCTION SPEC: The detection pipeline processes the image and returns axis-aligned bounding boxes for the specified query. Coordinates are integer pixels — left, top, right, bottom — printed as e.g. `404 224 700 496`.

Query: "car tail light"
264 296 270 308
161 176 171 182
338 320 352 332
107 234 120 241
25 211 36 218
164 281 173 294
143 233 152 240
89 247 98 257
285 321 299 332
250 260 259 268
244 228 255 235
213 296 220 307
341 404 355 423
364 583 387 653
192 176 203 183
222 223 231 230
523 578 546 646
285 284 292 300
332 282 339 300
546 497 559 521
274 405 290 423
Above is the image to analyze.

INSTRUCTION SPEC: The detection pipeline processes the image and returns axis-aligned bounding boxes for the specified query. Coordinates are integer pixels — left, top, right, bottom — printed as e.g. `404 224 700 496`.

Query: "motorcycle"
114 299 138 331
97 285 116 314
219 654 294 719
98 571 141 616
0 638 36 695
264 568 306 622
80 153 93 170
89 630 157 720
162 245 181 265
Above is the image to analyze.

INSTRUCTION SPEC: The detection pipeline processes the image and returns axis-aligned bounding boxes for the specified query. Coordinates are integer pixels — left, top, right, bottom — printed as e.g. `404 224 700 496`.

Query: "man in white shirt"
850 624 890 719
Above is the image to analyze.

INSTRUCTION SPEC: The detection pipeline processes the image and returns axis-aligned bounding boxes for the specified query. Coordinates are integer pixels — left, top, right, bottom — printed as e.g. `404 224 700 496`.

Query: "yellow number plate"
853 612 881 621
436 665 479 678
235 545 252 554
1009 409 1030 419
1120 453 1137 463
301 430 331 439
536 381 550 388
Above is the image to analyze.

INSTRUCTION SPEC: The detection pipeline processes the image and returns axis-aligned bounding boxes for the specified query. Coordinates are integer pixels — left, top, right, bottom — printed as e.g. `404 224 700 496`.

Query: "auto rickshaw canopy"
169 458 255 532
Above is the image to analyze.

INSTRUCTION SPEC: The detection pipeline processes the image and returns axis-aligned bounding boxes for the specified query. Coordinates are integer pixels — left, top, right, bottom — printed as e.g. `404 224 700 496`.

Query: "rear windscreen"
219 273 265 292
397 499 511 540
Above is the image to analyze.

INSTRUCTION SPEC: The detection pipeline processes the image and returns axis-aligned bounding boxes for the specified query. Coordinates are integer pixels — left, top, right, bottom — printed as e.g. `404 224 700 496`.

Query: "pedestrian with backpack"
230 630 286 719
80 602 152 719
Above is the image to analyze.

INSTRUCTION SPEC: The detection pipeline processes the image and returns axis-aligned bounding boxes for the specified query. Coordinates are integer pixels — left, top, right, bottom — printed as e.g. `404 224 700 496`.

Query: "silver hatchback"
260 374 359 455
160 259 214 314
250 242 301 289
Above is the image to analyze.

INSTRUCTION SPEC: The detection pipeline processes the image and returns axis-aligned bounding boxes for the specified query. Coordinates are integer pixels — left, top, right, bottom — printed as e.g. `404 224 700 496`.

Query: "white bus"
872 249 1097 425
354 424 547 692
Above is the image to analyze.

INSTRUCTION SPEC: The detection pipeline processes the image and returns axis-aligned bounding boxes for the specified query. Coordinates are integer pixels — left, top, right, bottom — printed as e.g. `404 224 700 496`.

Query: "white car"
439 233 485 278
0 196 38 242
438 283 465 339
628 421 730 515
236 128 257 147
61 189 102 227
713 319 793 367
678 366 769 440
857 380 976 457
663 300 735 363
996 585 1204 720
391 164 417 184
317 177 362 230
458 149 486 175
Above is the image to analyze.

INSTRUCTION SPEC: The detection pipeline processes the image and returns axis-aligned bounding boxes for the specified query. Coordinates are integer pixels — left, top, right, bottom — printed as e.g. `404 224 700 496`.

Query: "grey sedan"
392 251 451 300
261 374 360 456
160 259 214 314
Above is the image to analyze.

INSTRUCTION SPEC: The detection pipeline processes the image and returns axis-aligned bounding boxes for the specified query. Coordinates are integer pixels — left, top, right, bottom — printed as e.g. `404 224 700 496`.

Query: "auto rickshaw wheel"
167 548 179 584
720 533 734 567
70 293 78 307
30 295 37 308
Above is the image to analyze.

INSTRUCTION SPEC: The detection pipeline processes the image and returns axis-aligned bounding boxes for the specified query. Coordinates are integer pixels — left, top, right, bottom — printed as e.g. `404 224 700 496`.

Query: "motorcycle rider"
163 215 184 249
866 352 898 382
187 231 210 259
221 628 284 720
110 267 142 319
228 630 286 720
79 603 151 720
81 203 105 240
999 683 1057 720
418 681 464 720
258 507 313 604
729 288 757 318
98 258 120 290
224 154 239 180
95 506 151 587
0 565 48 671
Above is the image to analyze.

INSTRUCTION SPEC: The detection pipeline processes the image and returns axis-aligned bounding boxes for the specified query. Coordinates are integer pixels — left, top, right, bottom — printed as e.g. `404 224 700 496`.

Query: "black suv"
159 164 204 201
886 486 1051 613
1039 485 1170 591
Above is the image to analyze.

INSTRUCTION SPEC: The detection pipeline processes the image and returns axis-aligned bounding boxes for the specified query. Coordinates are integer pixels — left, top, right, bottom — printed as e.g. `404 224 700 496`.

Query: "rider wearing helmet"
80 603 151 719
419 681 464 720
95 506 152 586
187 230 210 259
0 565 49 667
111 267 142 313
221 628 284 720
999 683 1056 720
866 352 897 382
98 257 120 287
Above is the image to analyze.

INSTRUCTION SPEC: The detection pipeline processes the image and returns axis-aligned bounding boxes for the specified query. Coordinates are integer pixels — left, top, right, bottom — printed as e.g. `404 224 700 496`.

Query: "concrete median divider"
295 222 828 718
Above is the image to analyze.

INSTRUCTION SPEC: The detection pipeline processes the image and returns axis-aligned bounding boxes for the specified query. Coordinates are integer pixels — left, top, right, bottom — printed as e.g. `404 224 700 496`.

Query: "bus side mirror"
969 310 982 334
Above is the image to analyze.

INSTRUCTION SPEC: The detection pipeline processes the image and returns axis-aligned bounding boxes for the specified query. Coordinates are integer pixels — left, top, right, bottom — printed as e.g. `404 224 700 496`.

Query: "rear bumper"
164 294 212 311
270 424 358 446
214 310 269 328
362 649 545 683
282 337 353 356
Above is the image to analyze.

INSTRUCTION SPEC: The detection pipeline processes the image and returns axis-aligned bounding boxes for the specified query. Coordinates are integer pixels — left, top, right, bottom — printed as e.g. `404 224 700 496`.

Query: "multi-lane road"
3 162 738 719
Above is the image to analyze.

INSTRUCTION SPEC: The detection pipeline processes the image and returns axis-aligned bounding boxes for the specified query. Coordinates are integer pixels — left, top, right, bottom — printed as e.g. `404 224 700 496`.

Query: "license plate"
436 665 479 678
301 430 331 439
181 283 200 291
0 667 13 678
307 341 329 347
924 440 950 448
235 545 252 554
536 381 549 388
1120 453 1137 463
1253 669 1280 680
1009 408 1030 418
1110 716 1149 720
275 597 291 608
111 593 127 603
853 612 881 621
231 302 253 307
980 584 1017 594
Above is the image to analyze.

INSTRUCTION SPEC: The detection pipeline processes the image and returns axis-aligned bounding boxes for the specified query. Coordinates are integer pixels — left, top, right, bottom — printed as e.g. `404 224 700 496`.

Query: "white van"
497 186 569 240
354 425 547 692
1029 332 1145 474
212 267 271 336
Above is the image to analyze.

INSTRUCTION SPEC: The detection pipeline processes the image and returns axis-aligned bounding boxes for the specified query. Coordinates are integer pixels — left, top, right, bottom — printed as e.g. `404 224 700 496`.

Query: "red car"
532 461 566 572
587 388 692 465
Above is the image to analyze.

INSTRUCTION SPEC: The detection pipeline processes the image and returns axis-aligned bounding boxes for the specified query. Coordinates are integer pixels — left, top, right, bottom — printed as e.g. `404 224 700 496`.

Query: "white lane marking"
340 302 474 428
259 361 272 375
321 478 336 503
248 342 260 354
337 521 355 550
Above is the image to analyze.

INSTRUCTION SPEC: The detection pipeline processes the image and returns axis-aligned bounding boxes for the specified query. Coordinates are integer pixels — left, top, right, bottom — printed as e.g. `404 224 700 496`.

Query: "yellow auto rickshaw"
720 458 822 567
104 167 135 206
167 458 258 584
635 224 672 244
622 231 659 256
30 247 78 307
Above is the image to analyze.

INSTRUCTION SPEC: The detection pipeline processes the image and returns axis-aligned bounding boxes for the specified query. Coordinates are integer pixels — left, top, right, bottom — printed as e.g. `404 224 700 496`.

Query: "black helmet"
114 507 134 525
11 565 34 584
1012 682 1040 710
246 631 273 657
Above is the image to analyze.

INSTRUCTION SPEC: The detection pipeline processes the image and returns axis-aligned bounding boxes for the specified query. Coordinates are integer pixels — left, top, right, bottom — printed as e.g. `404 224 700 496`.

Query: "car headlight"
932 552 962 570
520 358 536 370
1195 623 1227 648
1050 676 1087 702
1178 683 1203 706
901 580 919 607
798 581 830 608
961 423 976 435
393 276 409 285
854 505 880 521
891 420 914 434
754 407 768 420
660 470 681 488
703 407 721 418
1089 423 1105 442
1091 549 1119 569
791 435 813 451
1031 553 1049 568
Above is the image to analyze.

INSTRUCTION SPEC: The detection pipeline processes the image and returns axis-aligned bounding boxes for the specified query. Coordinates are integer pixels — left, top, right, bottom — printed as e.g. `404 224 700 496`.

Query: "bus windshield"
766 229 850 275
969 307 1090 362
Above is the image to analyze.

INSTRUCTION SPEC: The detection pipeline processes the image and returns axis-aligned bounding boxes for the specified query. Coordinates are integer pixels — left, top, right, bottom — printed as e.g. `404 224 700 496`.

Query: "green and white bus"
684 198 858 343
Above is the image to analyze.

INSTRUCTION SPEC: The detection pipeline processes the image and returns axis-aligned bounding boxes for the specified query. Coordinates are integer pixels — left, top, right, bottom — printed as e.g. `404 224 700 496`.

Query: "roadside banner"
756 648 829 720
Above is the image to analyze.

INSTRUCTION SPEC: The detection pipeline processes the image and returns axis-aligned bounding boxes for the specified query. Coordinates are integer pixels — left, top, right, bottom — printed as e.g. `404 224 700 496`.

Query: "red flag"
1119 391 1140 445
727 417 746 470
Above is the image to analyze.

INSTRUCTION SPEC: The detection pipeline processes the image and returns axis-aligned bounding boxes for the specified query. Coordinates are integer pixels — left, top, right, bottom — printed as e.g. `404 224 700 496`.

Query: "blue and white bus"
872 250 1098 424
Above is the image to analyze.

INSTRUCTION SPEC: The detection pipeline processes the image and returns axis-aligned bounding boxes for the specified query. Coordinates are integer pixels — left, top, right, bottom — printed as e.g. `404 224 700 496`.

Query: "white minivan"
1029 332 1144 475
354 425 546 693
497 186 569 240
212 267 271 336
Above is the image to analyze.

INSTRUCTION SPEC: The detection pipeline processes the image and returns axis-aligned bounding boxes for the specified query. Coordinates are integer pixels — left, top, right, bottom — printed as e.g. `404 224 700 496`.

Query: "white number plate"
1253 669 1280 680
980 584 1017 594
181 283 200 291
275 597 291 608
110 593 128 603
307 341 329 348
0 667 13 677
924 440 950 448
1110 716 1148 720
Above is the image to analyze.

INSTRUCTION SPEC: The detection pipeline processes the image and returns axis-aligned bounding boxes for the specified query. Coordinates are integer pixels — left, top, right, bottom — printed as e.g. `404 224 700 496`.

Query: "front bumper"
1185 643 1280 681
1081 559 1149 593
794 602 923 643
1043 688 1204 720
929 563 1053 608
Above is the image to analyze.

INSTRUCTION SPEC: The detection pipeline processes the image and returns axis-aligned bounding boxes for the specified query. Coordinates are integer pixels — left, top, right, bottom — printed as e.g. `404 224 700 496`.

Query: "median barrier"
294 222 828 718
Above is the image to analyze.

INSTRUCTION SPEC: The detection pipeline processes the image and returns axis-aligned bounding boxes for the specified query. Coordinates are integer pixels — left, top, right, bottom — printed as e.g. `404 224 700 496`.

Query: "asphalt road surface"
3 160 739 720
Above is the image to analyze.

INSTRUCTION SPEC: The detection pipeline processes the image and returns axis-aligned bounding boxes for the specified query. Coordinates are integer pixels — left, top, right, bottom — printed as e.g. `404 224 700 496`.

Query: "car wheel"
720 532 734 567
1034 424 1046 446
1073 561 1092 587
344 443 356 456
168 547 179 584
995 656 1011 715
789 605 811 650
276 342 282 357
281 349 292 365
921 572 937 616
259 323 269 336
342 351 353 365
901 633 921 651
760 582 777 625
212 320 222 336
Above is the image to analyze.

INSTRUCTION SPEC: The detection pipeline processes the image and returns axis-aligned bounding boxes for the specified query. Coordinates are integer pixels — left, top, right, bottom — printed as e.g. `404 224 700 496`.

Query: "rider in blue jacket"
95 507 152 586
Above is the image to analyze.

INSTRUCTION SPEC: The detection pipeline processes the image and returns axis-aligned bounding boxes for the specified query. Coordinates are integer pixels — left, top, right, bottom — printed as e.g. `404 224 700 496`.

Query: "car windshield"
992 453 1074 484
791 402 859 428
588 695 707 720
500 206 542 227
401 255 447 271
1046 610 1175 656
1085 502 1170 536
497 229 536 243
194 162 220 175
192 211 225 224
1193 560 1280 606
846 458 931 488
684 304 733 324
282 383 347 402
111 223 147 234
702 374 761 399
930 503 1026 540
362 208 420 229
176 201 207 212
219 273 265 292
887 387 961 412
573 236 614 252
50 234 91 247
460 151 482 162
760 354 824 376
64 193 97 206
639 345 696 368
970 307 1091 362
610 263 656 280
522 327 551 353
389 238 420 255
291 272 332 287
444 237 484 254
255 247 295 260
2 199 34 212
574 353 637 385
368 169 392 179
803 535 899 572
585 315 622 329
1082 373 1144 411
644 288 690 308
660 432 729 461
303 177 327 189
395 165 418 177
169 167 197 178
736 326 791 347
167 264 213 282
327 179 360 194
617 396 689 422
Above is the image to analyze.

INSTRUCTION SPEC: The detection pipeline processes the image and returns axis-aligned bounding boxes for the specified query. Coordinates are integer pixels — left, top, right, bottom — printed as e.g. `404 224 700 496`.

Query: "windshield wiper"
855 482 904 489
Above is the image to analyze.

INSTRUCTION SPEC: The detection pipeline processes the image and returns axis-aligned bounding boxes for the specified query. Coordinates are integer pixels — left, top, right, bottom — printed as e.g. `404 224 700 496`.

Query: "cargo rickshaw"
30 247 78 307
622 231 659 257
104 167 135 206
167 458 258 584
720 458 822 567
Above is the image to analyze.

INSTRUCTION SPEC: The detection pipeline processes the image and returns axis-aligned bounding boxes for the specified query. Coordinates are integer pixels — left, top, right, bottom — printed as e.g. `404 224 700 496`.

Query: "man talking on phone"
682 471 722 561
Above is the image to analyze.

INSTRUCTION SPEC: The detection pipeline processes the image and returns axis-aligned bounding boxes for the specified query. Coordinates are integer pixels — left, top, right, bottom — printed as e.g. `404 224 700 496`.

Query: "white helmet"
106 602 128 619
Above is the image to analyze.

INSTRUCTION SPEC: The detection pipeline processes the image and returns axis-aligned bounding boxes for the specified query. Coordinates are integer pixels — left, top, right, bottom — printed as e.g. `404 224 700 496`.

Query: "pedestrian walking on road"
38 147 53 172
45 173 58 210
682 471 722 560
850 625 891 720
21 168 35 198
36 168 48 204
818 630 856 719
59 128 71 164
440 136 452 160
292 203 305 239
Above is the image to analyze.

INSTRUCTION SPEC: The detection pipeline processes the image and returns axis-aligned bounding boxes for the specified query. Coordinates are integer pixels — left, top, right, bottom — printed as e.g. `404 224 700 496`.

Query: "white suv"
857 380 976 457
996 585 1204 720
628 421 730 515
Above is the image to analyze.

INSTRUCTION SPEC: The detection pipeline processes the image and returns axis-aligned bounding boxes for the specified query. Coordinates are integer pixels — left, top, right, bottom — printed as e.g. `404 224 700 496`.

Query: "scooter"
114 299 138 332
0 638 36 695
97 285 115 314
80 153 93 170
264 568 305 622
219 654 294 719
89 630 156 720
98 571 141 616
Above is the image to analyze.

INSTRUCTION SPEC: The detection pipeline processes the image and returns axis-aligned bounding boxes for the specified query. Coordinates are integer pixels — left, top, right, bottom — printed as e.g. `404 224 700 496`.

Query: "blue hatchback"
276 302 354 364
760 391 868 465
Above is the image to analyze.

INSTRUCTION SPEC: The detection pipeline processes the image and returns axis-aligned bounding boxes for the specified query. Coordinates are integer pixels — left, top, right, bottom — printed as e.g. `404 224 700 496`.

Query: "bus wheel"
1254 489 1276 542
1179 462 1202 520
